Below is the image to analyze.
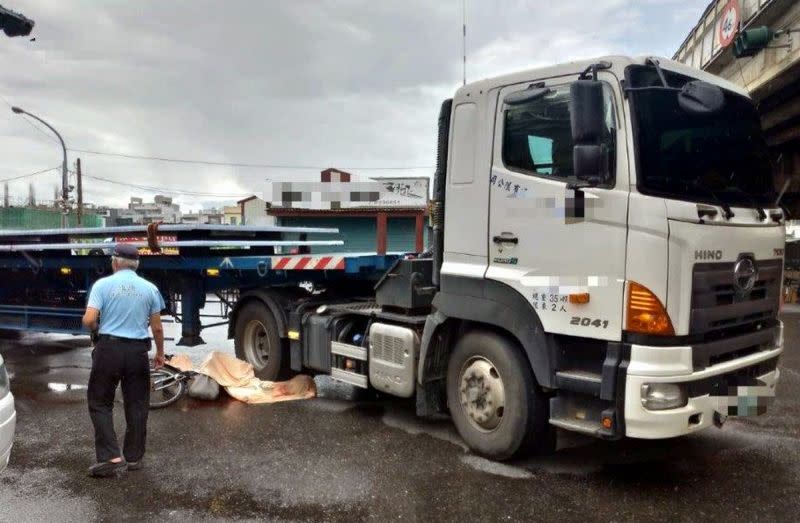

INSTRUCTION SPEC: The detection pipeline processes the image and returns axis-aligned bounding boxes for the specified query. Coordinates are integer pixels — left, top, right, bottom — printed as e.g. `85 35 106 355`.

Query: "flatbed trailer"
0 224 401 345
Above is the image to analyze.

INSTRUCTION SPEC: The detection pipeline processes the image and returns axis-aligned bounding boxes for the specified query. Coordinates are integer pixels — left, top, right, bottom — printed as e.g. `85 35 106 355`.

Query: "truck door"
486 74 629 341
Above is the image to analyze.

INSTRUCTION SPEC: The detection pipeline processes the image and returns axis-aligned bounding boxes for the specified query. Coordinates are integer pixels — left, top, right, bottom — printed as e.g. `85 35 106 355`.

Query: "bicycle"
149 355 196 409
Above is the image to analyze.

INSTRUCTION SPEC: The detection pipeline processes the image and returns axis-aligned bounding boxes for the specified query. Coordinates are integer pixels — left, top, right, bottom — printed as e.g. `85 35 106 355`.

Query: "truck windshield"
626 65 776 207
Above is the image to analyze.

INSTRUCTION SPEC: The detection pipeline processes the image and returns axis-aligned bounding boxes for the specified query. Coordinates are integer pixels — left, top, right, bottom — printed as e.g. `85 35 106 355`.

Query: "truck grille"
690 259 781 335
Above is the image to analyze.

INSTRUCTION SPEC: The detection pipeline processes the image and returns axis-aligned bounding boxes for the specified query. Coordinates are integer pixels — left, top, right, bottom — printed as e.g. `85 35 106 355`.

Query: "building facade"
181 208 224 225
114 195 182 225
238 195 275 226
223 205 242 225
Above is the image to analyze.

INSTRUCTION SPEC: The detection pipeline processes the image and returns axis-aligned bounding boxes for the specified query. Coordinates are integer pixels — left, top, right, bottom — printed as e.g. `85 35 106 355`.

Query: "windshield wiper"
645 57 669 87
718 183 767 221
690 179 735 220
655 177 735 220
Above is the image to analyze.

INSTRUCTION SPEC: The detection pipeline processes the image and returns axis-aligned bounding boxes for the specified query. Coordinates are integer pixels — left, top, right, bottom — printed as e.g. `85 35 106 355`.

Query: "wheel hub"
459 358 505 431
243 320 270 369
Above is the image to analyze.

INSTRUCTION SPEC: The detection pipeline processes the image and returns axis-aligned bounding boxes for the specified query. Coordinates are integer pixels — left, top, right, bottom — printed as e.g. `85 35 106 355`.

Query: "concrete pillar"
415 213 425 253
376 213 387 255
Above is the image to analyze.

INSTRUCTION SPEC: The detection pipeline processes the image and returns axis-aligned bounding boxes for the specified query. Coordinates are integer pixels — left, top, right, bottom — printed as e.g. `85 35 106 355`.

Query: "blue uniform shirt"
87 269 165 339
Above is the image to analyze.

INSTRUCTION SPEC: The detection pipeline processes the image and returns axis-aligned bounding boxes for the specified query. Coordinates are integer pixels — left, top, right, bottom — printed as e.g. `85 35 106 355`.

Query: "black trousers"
87 338 150 463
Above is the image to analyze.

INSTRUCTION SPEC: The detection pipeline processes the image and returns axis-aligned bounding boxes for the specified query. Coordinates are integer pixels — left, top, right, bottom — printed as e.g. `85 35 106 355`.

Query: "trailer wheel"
447 330 554 460
234 302 284 380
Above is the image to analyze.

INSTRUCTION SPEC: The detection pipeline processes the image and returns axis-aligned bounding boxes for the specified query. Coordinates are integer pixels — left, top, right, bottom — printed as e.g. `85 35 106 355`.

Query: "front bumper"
0 391 16 473
624 326 782 439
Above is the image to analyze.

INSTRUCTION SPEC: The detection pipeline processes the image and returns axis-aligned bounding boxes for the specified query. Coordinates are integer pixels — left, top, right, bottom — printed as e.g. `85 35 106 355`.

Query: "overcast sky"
0 0 707 211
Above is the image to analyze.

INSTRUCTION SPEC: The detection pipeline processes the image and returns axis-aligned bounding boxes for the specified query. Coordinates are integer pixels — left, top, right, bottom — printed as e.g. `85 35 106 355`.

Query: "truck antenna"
462 0 466 86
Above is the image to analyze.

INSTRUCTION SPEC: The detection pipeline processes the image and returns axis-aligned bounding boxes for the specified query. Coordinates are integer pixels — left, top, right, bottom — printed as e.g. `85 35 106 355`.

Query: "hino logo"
695 249 722 260
733 256 758 296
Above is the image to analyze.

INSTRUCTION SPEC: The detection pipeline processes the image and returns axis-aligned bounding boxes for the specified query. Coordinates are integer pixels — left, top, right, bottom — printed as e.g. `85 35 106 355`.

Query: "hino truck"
0 55 784 460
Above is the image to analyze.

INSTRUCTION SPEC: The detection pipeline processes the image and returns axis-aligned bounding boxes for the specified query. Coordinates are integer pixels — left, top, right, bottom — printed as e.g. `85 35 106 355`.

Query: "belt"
97 334 150 344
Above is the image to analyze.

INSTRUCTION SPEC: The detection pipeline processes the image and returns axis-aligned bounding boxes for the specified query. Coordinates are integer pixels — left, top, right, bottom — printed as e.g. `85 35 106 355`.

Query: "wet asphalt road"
1 315 799 523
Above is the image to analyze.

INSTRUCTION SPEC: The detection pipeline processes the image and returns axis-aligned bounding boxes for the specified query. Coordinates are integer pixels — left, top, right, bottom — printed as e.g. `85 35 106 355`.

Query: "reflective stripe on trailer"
270 255 346 270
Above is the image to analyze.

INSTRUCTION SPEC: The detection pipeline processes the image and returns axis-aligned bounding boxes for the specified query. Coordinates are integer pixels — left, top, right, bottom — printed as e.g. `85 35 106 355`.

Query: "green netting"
0 207 104 229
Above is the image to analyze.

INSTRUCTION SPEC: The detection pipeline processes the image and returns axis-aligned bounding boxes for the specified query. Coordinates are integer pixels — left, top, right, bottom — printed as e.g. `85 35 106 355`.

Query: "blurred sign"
267 176 429 210
376 177 430 200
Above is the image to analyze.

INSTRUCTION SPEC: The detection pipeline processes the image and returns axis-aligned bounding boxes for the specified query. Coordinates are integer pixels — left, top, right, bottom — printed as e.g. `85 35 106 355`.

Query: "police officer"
81 243 165 477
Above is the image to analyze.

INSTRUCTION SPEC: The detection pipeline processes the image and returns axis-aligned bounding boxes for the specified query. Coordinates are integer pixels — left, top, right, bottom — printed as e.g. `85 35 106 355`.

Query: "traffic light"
0 5 34 38
733 26 775 58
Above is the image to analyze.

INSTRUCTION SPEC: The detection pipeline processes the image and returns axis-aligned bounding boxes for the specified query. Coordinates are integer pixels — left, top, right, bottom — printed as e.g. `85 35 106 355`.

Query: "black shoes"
127 460 143 471
87 460 128 478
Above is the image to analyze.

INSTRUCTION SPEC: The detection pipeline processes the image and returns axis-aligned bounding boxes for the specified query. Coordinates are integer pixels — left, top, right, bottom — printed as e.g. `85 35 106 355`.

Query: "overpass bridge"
675 0 800 215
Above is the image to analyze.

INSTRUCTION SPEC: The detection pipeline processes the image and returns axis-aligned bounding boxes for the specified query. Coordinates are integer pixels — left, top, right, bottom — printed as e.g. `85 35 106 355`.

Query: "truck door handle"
492 234 518 245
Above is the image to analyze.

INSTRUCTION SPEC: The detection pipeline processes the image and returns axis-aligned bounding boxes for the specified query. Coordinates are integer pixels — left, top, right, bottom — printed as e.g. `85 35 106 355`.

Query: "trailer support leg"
177 281 206 347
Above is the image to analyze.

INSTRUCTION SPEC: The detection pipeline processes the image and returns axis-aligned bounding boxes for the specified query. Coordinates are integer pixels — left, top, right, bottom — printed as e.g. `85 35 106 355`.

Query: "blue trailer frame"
0 225 401 345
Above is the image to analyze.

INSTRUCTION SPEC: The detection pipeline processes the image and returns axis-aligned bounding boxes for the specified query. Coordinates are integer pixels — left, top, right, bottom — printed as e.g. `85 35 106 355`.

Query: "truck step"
549 394 619 439
330 368 368 388
555 369 602 396
548 416 605 436
330 341 367 361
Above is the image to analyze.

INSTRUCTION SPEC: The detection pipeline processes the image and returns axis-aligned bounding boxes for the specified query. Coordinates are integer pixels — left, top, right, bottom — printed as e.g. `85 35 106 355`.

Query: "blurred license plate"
711 379 775 417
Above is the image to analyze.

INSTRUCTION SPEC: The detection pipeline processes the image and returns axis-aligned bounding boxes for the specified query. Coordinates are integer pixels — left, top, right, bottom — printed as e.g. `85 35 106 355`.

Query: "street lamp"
11 106 70 227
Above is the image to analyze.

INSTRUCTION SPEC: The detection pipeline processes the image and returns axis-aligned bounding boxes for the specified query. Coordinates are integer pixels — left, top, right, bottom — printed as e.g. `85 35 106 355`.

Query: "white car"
0 353 15 472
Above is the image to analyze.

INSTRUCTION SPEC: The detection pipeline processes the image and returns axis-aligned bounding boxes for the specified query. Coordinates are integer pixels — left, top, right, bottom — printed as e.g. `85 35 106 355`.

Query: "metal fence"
0 207 104 229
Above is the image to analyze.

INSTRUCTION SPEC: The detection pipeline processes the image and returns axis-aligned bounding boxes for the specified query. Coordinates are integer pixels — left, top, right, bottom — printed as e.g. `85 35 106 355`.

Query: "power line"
21 114 61 144
82 173 249 198
0 166 60 183
2 92 433 172
68 148 434 171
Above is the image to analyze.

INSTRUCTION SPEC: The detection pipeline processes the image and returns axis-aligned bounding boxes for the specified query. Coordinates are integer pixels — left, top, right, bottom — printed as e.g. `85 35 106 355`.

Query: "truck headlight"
0 362 9 398
641 383 687 410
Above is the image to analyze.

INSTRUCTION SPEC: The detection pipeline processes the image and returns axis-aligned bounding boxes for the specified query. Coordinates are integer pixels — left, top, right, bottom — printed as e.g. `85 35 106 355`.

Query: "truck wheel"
234 302 284 381
447 330 554 460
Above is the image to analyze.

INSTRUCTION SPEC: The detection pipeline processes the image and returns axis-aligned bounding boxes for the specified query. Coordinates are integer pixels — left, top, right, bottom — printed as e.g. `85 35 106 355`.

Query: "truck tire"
234 302 285 381
447 330 555 460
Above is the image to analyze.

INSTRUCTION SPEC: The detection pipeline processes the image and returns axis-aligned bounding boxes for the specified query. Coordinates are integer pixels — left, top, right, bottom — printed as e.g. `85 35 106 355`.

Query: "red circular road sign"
717 0 741 48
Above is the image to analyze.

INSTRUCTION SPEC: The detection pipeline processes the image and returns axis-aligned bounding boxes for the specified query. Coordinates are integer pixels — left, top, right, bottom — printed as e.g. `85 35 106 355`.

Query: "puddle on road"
11 380 90 403
47 382 87 392
380 408 469 451
350 403 385 418
175 396 240 411
460 455 534 479
302 398 354 414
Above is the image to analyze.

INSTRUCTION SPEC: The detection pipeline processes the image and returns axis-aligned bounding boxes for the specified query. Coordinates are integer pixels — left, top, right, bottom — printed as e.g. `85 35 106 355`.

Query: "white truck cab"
432 55 782 452
228 55 783 461
0 353 15 472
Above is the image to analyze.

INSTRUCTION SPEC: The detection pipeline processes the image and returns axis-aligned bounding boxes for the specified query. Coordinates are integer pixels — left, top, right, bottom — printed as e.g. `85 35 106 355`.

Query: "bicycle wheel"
149 366 187 409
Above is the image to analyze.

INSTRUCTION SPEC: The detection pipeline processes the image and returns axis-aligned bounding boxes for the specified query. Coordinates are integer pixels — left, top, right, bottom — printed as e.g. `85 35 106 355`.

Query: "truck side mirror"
570 80 608 184
677 81 725 115
573 145 607 183
570 80 605 143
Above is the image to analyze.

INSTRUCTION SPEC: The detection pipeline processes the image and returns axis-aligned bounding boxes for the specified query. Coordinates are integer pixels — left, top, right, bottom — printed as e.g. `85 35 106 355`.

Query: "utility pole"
76 157 83 225
2 182 7 208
